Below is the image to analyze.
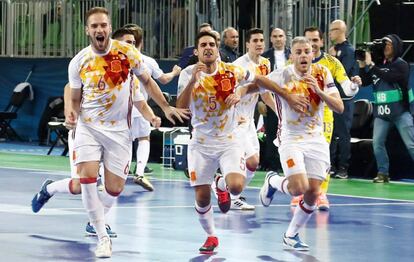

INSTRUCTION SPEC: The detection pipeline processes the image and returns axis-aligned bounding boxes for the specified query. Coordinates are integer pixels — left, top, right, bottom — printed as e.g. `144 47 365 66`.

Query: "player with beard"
259 37 343 250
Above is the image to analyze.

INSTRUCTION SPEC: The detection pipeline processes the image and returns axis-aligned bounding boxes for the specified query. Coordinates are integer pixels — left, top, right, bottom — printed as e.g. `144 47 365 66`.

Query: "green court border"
1 152 413 201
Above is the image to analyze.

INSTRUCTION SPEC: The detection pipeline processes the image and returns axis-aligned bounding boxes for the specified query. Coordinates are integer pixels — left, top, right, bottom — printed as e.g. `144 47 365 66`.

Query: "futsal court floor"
1 159 414 261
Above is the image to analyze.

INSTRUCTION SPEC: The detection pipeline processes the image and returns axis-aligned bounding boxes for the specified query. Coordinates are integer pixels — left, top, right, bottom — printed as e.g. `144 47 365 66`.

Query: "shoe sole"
199 246 218 254
85 232 118 238
283 243 309 251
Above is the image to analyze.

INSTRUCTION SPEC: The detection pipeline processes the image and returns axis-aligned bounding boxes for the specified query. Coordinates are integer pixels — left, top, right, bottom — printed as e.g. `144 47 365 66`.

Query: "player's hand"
64 110 77 130
172 65 182 76
163 106 191 125
286 93 309 113
351 75 362 86
190 62 207 83
303 74 322 95
225 93 240 106
150 116 162 129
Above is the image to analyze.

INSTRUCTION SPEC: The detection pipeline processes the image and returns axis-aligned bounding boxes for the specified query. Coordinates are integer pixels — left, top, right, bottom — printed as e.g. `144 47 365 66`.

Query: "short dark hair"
112 28 135 40
246 28 263 42
303 26 323 39
199 23 212 31
85 7 109 25
195 31 217 48
122 23 143 48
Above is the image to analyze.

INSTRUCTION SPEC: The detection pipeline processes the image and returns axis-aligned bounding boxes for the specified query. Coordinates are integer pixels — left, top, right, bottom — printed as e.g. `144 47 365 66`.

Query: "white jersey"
131 54 164 118
68 39 146 131
177 61 255 139
233 54 271 123
267 63 338 146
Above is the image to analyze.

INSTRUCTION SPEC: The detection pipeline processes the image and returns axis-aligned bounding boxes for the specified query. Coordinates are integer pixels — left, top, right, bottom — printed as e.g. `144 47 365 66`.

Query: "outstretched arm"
138 71 190 124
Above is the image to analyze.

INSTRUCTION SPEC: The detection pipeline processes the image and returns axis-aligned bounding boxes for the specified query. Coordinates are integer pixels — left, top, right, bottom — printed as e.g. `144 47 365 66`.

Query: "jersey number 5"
208 96 217 111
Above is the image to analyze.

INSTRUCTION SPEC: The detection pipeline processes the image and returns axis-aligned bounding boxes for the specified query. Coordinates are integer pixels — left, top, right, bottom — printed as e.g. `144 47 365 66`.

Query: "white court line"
2 201 414 216
2 166 414 203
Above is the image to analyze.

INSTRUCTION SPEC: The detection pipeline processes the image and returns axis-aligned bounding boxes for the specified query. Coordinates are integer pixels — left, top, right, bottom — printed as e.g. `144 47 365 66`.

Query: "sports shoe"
95 236 112 258
373 172 390 183
231 196 255 210
260 171 278 207
144 166 153 174
290 195 303 207
31 179 54 213
215 175 231 213
283 233 309 251
199 236 219 254
133 175 154 191
317 193 330 211
85 222 118 238
334 167 348 179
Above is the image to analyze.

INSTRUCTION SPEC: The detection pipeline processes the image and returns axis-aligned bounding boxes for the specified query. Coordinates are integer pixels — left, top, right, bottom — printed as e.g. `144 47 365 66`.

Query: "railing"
0 0 370 58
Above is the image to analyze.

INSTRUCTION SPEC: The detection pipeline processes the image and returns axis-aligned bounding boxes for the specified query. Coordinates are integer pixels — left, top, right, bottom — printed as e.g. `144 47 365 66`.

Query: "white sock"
245 168 255 187
99 187 118 215
269 175 291 196
46 178 71 195
216 176 227 192
195 202 215 236
286 200 316 237
80 179 107 239
136 140 150 176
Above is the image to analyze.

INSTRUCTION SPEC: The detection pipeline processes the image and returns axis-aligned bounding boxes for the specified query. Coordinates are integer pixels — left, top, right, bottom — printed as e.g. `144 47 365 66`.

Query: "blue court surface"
1 166 414 262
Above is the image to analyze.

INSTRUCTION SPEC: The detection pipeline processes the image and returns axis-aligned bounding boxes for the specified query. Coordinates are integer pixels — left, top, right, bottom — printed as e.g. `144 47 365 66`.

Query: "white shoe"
95 236 112 258
283 233 309 251
231 197 255 210
259 171 279 207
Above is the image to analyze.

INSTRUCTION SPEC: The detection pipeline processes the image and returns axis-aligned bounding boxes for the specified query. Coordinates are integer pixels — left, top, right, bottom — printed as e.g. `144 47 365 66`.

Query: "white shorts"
68 130 79 179
73 123 132 180
235 121 259 158
278 139 330 181
187 134 246 187
131 116 151 139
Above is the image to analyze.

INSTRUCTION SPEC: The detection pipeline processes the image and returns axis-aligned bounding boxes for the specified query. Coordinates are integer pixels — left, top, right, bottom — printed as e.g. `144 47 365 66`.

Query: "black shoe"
144 166 153 174
329 166 336 175
334 167 348 179
373 172 390 183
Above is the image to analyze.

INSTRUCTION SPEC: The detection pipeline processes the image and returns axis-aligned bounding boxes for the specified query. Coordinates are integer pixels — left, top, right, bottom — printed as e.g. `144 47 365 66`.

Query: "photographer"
358 34 414 183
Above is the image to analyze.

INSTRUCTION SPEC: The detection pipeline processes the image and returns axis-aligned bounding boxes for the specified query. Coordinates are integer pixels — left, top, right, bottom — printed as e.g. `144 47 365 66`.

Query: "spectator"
358 34 414 183
262 27 290 71
328 19 359 179
220 27 239 62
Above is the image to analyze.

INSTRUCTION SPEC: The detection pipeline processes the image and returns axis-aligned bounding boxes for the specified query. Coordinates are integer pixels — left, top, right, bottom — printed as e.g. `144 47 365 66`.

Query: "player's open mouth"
204 51 213 57
96 35 105 43
300 61 308 65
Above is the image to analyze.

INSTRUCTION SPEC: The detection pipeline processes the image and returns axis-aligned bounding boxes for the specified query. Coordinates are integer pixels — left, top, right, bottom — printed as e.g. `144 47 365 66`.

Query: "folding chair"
0 82 33 141
47 117 69 156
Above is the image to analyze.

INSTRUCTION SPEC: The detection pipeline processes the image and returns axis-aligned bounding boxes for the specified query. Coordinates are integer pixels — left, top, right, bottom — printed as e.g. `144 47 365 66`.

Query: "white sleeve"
68 56 82 89
324 69 339 95
131 62 147 76
177 67 192 96
147 57 164 79
339 78 359 97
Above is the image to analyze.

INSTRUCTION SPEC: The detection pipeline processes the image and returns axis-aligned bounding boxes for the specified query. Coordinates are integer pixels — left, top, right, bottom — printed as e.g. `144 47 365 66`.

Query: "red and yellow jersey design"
269 63 338 145
233 54 271 122
177 61 254 138
69 39 144 131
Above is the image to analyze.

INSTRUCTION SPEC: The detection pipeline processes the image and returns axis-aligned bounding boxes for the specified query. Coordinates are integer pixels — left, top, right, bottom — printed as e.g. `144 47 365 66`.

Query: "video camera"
355 39 385 65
